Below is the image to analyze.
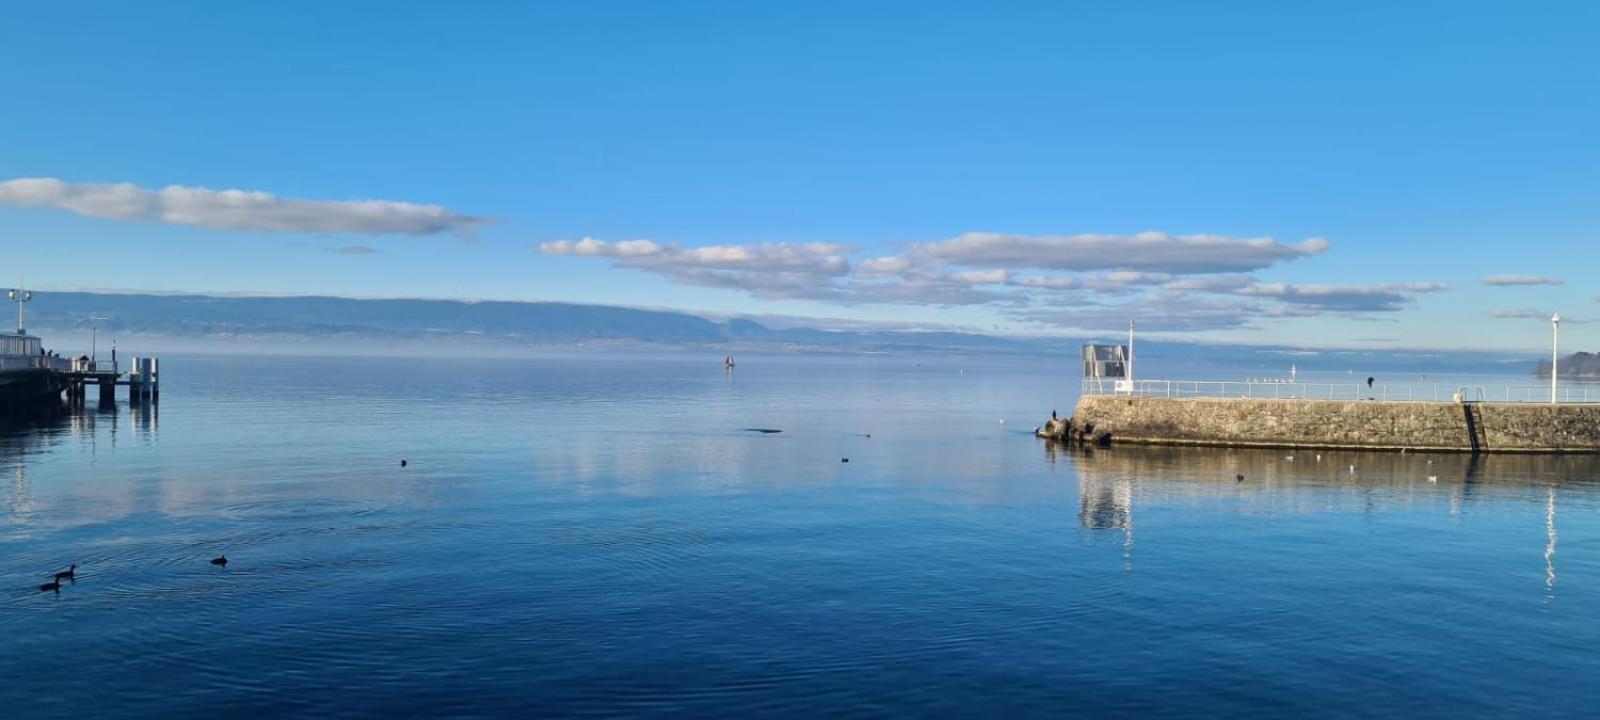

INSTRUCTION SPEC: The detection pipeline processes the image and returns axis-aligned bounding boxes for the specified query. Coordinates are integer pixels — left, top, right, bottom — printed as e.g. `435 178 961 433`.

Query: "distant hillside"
1534 352 1600 379
20 291 1541 372
23 291 1040 354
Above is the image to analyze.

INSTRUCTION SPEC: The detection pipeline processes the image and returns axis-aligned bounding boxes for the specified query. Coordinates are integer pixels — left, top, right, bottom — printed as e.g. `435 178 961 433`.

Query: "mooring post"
98 374 115 405
129 357 143 403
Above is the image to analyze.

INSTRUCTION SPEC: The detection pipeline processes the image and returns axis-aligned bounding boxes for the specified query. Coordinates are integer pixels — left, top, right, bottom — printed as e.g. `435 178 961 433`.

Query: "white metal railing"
1081 378 1600 404
0 355 71 373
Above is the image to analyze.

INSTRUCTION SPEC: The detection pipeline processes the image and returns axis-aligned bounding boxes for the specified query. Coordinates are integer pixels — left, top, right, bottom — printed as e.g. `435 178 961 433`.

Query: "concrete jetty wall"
1072 396 1600 452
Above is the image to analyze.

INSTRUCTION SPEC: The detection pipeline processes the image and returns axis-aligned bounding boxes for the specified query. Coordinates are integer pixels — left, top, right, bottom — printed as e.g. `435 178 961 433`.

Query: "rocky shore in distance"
1534 351 1600 379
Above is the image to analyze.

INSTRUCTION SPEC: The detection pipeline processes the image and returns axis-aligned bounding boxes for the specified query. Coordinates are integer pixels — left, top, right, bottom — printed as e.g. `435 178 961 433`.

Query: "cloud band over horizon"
540 231 1451 332
1482 274 1563 287
0 177 486 238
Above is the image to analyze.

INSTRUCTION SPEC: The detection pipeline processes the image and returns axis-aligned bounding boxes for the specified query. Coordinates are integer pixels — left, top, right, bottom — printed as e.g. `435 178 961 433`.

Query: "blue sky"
2 1 1596 350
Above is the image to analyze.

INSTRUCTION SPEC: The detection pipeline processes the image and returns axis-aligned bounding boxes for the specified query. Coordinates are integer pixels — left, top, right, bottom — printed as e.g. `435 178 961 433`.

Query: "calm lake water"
3 353 1599 718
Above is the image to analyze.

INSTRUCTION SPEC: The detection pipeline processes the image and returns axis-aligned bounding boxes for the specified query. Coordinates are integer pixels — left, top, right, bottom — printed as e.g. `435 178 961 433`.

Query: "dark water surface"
3 354 1599 718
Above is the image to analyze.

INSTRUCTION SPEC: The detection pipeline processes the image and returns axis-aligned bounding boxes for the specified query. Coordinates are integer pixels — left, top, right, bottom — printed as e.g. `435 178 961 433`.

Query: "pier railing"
1081 379 1600 404
0 355 72 373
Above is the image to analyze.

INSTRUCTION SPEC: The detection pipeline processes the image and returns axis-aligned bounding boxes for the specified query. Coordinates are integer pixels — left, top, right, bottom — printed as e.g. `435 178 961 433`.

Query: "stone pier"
1068 396 1600 453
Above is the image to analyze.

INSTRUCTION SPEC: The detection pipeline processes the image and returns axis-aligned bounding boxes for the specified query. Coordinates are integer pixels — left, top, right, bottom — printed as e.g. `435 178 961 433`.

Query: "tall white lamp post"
1127 320 1135 386
1551 313 1561 404
6 286 30 336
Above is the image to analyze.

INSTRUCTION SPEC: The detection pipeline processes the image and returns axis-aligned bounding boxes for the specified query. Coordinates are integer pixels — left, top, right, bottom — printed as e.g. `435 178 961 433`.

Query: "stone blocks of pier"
1073 396 1600 452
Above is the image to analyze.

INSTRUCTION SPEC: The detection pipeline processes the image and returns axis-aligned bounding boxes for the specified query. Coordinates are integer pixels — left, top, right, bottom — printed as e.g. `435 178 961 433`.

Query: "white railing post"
1070 379 1600 404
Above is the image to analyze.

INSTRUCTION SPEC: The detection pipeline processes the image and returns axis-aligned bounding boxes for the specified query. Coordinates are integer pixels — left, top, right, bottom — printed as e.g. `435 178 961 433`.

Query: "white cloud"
918 231 1328 274
0 177 486 238
540 237 860 301
1012 292 1271 332
951 269 1009 285
540 237 667 258
1482 274 1563 286
854 256 914 278
540 231 1450 323
1009 275 1083 290
1490 308 1591 323
1488 308 1547 319
1097 271 1175 286
541 237 851 274
541 238 1021 306
1236 282 1448 312
1161 274 1256 292
839 271 1011 306
1008 271 1173 293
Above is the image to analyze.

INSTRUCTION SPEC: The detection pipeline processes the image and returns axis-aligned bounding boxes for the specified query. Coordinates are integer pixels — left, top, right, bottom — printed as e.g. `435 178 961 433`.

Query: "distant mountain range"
23 291 1048 354
21 291 1543 374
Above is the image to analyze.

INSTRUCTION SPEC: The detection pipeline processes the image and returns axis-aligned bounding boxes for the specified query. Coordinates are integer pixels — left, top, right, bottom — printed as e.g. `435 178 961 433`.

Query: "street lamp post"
1552 313 1561 404
6 285 30 336
1127 320 1135 386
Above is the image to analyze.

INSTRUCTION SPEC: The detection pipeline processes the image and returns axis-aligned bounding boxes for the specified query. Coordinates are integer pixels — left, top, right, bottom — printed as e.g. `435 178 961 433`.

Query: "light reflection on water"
1 353 1598 718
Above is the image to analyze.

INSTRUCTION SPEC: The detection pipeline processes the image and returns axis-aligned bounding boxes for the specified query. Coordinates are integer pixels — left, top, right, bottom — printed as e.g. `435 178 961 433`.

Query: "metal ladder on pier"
1461 400 1488 453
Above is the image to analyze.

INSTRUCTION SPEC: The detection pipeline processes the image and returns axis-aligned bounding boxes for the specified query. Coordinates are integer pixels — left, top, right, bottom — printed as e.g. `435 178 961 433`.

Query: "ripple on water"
533 520 716 582
217 498 387 521
0 509 442 615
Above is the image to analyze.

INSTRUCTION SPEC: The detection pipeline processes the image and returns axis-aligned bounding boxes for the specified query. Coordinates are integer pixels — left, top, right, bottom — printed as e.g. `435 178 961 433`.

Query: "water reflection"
0 399 161 520
1075 454 1133 568
6 448 26 518
132 397 157 440
1547 486 1558 599
1068 443 1600 597
1069 443 1600 497
1 404 73 521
